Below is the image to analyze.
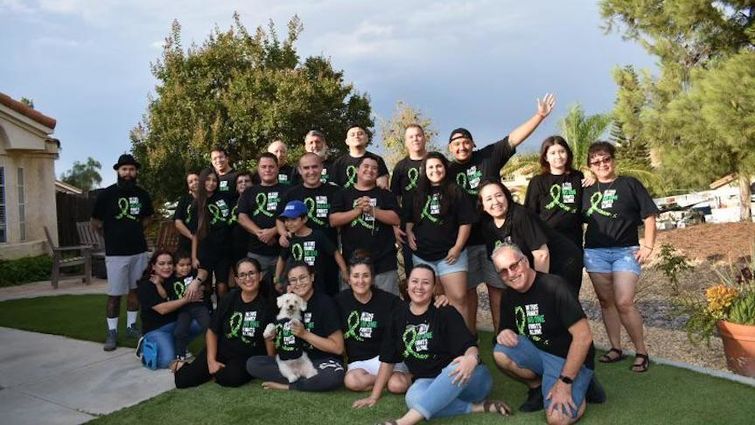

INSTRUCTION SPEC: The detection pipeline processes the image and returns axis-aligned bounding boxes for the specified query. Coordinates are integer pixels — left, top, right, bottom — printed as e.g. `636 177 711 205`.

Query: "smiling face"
588 151 616 182
448 134 474 163
479 183 509 219
349 264 373 298
545 144 569 172
268 140 288 164
235 260 261 295
117 165 138 180
404 126 426 156
492 247 534 293
298 153 323 188
186 173 199 194
425 158 446 186
211 150 229 173
175 257 192 278
406 267 435 306
204 173 218 194
287 265 314 300
152 254 174 280
357 158 379 186
284 216 307 234
346 126 368 150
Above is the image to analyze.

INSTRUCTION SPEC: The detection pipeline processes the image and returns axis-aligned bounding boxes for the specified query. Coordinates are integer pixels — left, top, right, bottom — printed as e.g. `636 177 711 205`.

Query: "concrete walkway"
0 277 107 302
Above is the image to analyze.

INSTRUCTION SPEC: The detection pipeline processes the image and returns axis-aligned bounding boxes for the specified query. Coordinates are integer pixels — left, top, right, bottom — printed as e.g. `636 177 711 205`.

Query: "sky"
0 0 656 187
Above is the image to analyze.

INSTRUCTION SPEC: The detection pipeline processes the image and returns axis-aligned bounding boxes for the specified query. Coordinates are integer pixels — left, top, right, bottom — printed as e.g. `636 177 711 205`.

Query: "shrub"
0 255 53 286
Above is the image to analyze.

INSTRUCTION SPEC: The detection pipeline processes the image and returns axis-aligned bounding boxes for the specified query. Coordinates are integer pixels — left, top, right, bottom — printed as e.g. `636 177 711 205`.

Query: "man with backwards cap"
92 154 154 351
447 94 556 333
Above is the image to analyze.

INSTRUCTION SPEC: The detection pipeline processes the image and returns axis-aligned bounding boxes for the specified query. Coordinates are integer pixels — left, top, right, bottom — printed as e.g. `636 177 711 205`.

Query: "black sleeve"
377 156 390 178
320 232 338 255
319 296 342 337
331 190 347 213
524 176 541 215
211 290 235 335
390 161 403 198
262 298 277 327
173 197 187 221
91 189 108 220
480 136 515 171
402 192 416 224
498 295 516 334
140 190 155 218
516 209 549 252
136 281 166 312
237 188 253 215
455 187 476 225
629 178 659 219
552 278 587 329
380 189 400 214
442 306 477 355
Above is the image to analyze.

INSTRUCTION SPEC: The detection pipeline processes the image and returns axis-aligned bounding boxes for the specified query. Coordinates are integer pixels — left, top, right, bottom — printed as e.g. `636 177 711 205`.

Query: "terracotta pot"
717 320 755 377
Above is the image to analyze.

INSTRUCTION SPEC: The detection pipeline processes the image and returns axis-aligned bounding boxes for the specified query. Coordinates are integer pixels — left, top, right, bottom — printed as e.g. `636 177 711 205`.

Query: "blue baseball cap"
279 200 308 219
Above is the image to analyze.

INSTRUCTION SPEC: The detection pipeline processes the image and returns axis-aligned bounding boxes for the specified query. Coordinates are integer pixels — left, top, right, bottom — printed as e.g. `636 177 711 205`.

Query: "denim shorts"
412 249 468 277
495 337 593 417
584 246 641 276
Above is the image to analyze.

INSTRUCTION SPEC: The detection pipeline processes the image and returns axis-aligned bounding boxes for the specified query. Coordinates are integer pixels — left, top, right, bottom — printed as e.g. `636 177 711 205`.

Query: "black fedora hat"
113 154 141 170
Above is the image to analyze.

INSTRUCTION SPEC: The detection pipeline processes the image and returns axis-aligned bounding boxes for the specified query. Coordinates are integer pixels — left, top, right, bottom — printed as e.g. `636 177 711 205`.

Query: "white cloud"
32 35 82 47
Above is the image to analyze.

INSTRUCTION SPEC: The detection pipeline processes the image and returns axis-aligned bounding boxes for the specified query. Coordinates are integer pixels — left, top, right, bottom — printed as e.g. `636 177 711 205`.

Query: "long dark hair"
539 136 576 174
477 179 515 220
413 152 456 220
140 249 174 281
194 167 219 240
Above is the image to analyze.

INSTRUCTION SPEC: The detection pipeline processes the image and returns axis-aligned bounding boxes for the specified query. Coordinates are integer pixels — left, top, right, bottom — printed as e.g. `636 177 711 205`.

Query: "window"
0 167 5 243
18 167 25 241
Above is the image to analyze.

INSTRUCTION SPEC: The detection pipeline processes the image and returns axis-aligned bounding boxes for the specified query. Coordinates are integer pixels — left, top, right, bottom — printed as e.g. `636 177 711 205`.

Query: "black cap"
113 154 141 170
448 128 473 143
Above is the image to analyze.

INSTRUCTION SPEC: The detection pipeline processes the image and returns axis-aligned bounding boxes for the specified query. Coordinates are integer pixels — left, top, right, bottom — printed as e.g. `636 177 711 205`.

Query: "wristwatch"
559 375 573 384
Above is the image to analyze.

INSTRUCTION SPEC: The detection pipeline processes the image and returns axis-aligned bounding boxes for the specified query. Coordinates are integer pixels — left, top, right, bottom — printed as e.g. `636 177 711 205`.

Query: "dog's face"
276 293 307 319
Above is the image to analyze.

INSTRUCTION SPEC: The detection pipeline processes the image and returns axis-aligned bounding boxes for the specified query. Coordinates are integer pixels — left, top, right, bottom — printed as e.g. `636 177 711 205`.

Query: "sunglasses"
497 257 525 277
589 157 613 167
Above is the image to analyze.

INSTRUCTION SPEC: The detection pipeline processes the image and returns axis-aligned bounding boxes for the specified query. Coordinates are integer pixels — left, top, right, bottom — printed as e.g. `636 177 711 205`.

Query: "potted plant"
678 253 755 377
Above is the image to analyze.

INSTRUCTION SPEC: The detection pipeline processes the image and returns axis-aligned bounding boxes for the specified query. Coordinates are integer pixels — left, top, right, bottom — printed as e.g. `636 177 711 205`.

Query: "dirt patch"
652 222 754 264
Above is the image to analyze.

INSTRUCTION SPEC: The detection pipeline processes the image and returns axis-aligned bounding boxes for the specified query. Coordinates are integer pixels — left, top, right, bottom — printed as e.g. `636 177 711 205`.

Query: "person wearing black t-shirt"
92 154 154 351
253 139 297 186
479 180 584 300
170 252 211 361
492 244 597 423
404 152 475 331
175 258 276 388
525 136 591 250
211 147 238 195
352 265 510 423
390 124 429 277
331 154 402 295
229 171 253 265
446 94 556 335
336 254 410 394
582 142 658 373
332 124 390 189
136 250 204 369
302 129 336 184
246 263 346 391
173 172 199 254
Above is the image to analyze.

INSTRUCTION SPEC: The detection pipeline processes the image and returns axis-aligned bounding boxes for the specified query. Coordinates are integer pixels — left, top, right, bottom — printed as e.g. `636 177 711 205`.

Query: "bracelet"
641 245 654 251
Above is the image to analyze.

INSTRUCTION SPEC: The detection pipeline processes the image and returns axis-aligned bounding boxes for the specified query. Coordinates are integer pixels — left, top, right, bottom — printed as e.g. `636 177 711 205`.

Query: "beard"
117 175 137 190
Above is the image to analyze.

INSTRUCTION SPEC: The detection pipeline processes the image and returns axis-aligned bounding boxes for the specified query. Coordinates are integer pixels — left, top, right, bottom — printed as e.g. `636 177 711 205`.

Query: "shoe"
519 386 544 412
631 353 650 373
483 399 512 416
169 356 187 374
585 376 607 404
184 351 194 362
135 336 145 359
126 324 142 339
599 347 626 363
103 329 118 352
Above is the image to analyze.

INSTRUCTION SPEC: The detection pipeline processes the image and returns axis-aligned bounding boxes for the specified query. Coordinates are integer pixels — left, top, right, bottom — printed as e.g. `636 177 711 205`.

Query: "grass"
1 295 754 424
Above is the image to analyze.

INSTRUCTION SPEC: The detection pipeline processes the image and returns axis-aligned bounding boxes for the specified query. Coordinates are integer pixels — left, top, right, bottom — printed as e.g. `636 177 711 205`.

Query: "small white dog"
263 293 318 383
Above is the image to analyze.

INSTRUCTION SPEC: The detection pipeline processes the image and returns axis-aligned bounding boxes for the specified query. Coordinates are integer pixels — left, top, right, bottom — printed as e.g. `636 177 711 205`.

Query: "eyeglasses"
237 271 258 280
497 257 525 277
589 157 613 167
288 274 312 286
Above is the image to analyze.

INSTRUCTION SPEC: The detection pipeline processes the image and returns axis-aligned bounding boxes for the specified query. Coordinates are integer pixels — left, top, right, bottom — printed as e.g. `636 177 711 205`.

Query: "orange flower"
705 284 739 319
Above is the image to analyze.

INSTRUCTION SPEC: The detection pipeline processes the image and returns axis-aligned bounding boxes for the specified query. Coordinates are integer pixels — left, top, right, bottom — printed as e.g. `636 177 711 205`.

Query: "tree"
601 0 754 220
378 101 441 168
611 66 651 168
60 157 102 192
20 97 34 109
130 14 373 203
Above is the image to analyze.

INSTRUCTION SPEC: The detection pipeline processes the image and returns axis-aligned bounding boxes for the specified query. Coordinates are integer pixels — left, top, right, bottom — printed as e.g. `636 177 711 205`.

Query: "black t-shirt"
277 183 340 244
193 191 235 252
173 194 196 232
499 272 595 369
212 289 276 359
390 157 423 203
217 169 238 194
167 273 195 300
280 229 338 290
301 292 342 360
253 164 297 186
525 172 585 249
91 184 154 256
272 317 305 360
335 288 401 362
332 186 400 274
237 183 288 256
482 205 581 278
582 176 658 248
137 278 177 334
448 137 515 246
332 152 390 188
380 304 476 379
404 186 476 261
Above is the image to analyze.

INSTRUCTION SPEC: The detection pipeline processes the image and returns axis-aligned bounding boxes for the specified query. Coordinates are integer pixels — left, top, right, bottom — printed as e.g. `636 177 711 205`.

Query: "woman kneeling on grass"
174 258 276 388
353 265 511 424
246 262 346 391
136 250 203 369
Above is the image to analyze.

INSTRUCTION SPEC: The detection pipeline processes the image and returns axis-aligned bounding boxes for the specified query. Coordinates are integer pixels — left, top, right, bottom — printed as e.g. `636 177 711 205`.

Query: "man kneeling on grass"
492 243 603 425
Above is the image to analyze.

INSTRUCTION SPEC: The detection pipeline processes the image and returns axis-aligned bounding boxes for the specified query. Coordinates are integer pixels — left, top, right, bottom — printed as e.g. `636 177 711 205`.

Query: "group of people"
92 92 660 424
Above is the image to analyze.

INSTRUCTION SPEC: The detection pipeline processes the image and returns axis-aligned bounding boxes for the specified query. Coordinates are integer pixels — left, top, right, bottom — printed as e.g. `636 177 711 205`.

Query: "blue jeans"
143 320 202 369
405 363 492 420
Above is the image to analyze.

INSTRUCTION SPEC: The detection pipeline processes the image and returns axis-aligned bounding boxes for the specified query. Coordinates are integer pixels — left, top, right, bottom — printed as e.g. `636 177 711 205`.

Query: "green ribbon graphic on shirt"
304 197 325 226
253 193 273 217
351 200 375 231
228 205 238 224
515 306 527 336
343 311 364 341
173 281 185 299
115 198 136 220
545 185 575 213
185 204 192 225
456 172 477 196
227 312 242 338
345 165 358 187
208 204 223 225
402 326 429 360
420 196 439 223
292 243 304 261
586 191 615 218
404 168 419 191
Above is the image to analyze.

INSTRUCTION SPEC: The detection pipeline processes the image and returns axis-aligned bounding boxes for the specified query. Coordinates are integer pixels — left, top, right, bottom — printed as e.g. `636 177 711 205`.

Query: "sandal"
631 353 650 373
375 421 398 425
483 399 512 416
599 348 626 363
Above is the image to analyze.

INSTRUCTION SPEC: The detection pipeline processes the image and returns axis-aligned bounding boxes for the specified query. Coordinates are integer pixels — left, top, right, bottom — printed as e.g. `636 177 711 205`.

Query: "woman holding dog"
174 258 276 388
336 253 411 394
353 265 511 424
246 262 346 391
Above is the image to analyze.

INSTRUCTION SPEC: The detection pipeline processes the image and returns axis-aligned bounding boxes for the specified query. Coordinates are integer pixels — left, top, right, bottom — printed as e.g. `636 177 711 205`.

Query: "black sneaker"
126 324 142 339
103 329 118 352
586 376 607 404
520 386 544 412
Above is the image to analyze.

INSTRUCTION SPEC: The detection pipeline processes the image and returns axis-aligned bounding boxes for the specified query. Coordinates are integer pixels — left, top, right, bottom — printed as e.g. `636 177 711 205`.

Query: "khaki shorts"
466 244 505 289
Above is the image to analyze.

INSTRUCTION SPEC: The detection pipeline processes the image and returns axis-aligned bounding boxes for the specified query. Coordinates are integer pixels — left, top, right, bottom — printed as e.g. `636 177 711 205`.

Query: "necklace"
597 177 617 194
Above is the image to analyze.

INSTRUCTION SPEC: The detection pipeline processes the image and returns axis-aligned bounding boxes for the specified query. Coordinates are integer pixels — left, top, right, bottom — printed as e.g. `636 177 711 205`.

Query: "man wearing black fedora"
92 154 154 351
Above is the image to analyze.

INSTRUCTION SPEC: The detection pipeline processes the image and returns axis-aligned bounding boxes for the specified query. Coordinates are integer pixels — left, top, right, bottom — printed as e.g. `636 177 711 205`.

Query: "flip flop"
484 399 513 416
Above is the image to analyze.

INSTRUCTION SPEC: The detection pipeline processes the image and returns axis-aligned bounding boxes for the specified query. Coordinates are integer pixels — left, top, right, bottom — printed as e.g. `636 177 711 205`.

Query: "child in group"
171 251 212 361
275 200 348 295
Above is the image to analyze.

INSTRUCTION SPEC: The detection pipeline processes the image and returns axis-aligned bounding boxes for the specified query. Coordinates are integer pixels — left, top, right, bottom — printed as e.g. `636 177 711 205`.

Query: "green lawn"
1 295 753 424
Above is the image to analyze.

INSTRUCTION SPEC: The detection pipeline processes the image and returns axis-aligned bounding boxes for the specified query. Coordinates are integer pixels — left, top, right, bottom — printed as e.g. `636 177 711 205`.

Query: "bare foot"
262 381 290 391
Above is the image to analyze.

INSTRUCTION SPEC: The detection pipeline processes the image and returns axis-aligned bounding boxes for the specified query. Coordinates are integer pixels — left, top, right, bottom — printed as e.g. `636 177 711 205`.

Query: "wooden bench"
44 226 92 289
155 220 180 253
75 221 105 260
